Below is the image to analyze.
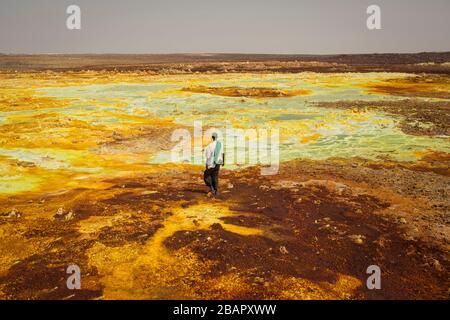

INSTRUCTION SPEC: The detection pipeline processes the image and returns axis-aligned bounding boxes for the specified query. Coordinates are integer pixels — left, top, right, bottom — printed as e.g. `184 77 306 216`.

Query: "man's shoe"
207 189 215 197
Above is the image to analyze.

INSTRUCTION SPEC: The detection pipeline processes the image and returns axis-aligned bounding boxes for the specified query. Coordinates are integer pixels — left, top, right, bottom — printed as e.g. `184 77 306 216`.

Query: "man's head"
212 132 218 141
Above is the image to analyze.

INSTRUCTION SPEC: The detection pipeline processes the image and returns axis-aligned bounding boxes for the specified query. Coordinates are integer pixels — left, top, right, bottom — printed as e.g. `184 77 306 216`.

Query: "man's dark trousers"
204 164 221 192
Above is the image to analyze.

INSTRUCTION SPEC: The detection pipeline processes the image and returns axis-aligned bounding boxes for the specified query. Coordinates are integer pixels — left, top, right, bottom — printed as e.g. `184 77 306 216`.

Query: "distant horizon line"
1 51 450 56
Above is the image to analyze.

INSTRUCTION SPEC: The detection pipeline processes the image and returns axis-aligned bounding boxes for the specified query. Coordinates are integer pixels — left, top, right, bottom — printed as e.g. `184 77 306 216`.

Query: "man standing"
204 132 224 196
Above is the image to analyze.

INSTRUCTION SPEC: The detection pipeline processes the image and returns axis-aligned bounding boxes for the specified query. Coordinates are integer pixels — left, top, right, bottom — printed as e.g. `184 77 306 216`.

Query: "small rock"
55 207 64 216
211 223 224 231
399 218 407 224
348 234 365 245
335 184 348 195
137 234 148 240
17 161 36 168
406 245 416 256
432 259 442 271
7 209 18 218
227 183 234 189
254 277 264 284
279 246 289 255
65 211 75 221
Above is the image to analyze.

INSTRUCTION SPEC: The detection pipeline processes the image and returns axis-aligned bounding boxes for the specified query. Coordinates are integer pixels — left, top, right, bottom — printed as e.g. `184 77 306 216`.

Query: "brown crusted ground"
0 157 448 300
311 99 450 137
1 53 450 74
363 75 450 99
182 85 311 98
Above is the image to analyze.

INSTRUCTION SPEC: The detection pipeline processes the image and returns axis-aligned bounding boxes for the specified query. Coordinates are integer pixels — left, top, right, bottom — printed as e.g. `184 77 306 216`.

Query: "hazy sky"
1 0 449 54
